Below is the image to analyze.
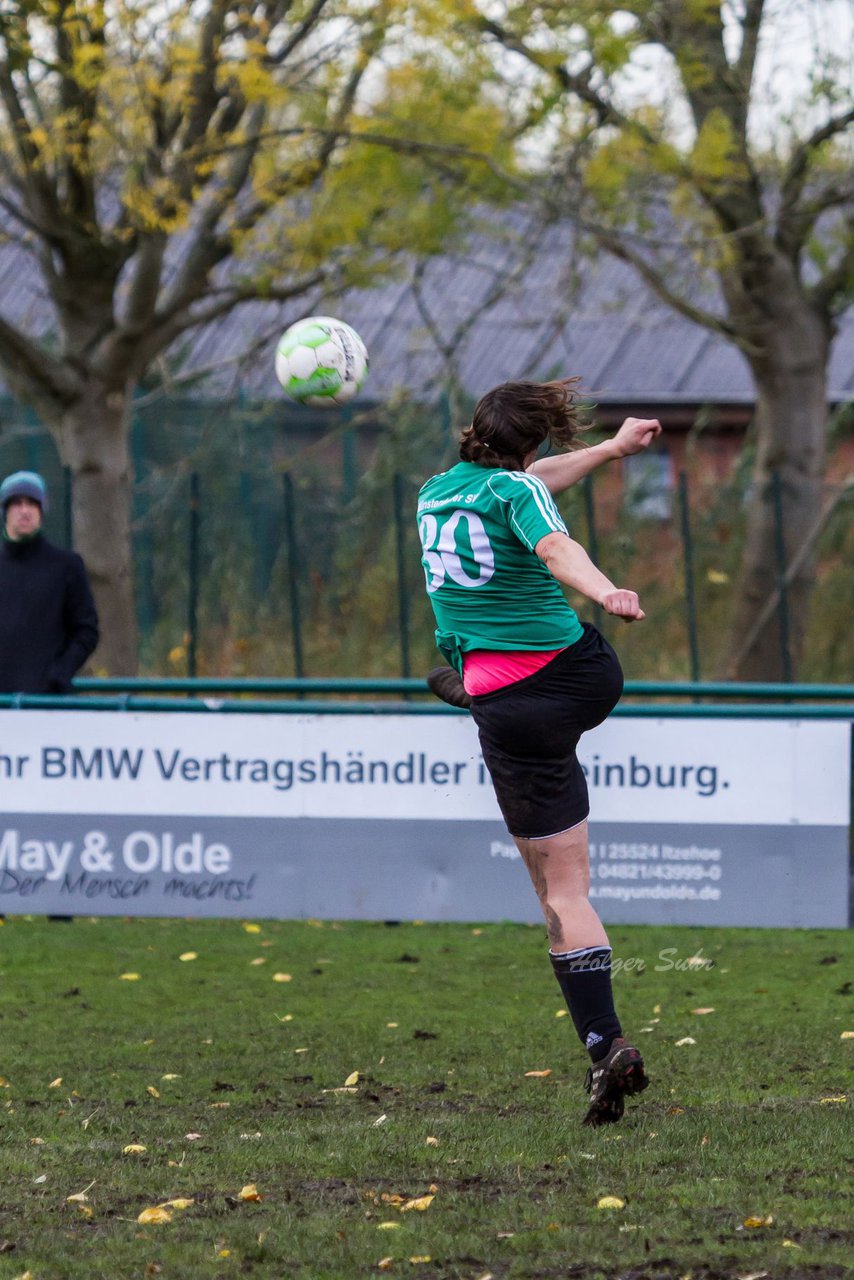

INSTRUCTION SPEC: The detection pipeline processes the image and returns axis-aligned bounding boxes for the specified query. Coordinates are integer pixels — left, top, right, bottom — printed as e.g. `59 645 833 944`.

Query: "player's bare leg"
513 820 605 952
514 820 648 1125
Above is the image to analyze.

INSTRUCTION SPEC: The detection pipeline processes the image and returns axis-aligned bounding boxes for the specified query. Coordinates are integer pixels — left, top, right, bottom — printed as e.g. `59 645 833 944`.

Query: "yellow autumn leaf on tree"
138 1206 172 1224
237 1184 263 1202
597 1196 625 1209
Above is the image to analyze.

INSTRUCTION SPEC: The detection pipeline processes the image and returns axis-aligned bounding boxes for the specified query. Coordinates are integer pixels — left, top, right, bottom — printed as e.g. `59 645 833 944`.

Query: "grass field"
0 916 851 1280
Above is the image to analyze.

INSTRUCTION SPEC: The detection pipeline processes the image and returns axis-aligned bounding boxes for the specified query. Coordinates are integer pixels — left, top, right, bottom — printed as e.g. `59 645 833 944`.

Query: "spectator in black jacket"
0 471 99 694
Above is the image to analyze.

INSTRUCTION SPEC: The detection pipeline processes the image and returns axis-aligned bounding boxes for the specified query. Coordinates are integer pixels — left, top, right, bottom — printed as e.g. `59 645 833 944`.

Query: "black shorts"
469 623 623 839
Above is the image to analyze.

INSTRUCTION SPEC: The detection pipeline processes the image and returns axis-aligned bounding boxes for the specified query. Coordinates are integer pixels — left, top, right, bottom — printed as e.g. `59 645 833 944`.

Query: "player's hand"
612 417 662 457
601 589 645 622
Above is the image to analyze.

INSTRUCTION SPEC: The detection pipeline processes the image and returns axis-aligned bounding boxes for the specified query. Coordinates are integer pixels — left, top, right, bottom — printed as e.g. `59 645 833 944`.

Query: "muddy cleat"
426 666 472 709
582 1037 649 1127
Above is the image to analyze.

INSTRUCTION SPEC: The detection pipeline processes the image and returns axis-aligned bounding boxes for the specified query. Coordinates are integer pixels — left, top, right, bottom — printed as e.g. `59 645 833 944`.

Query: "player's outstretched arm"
535 532 645 622
528 417 662 497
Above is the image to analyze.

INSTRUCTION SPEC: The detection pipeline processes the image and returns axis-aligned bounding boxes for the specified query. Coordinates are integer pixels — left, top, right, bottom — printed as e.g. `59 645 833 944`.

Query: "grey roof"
1 217 852 407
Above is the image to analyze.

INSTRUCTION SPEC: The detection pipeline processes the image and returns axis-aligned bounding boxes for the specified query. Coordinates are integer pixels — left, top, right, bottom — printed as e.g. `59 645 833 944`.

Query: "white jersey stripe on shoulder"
506 472 567 534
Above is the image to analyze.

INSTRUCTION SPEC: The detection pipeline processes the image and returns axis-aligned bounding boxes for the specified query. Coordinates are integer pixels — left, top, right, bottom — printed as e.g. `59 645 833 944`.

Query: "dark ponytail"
459 378 586 470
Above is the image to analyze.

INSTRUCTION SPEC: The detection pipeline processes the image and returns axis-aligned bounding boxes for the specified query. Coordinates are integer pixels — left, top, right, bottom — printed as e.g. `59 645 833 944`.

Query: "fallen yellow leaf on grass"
782 1240 801 1248
120 973 141 981
743 1214 774 1228
378 1258 394 1271
147 1086 160 1099
425 1136 439 1147
840 1030 854 1040
675 1037 696 1046
48 1078 62 1088
401 1195 434 1213
250 958 266 966
138 1207 172 1224
524 1069 552 1078
691 1007 715 1015
274 1014 294 1022
597 1196 625 1210
555 1009 568 1018
377 1222 401 1230
30 1138 45 1146
162 1198 194 1210
179 952 198 962
161 1074 180 1081
243 923 262 934
218 1249 231 1258
237 1184 263 1202
77 1203 94 1218
123 1144 147 1155
409 1257 432 1264
272 973 292 983
66 1181 95 1203
185 1132 202 1140
344 1071 360 1086
819 1096 847 1104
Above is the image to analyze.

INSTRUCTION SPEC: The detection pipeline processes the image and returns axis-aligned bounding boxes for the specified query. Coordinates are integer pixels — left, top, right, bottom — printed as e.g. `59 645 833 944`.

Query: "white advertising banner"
0 710 850 926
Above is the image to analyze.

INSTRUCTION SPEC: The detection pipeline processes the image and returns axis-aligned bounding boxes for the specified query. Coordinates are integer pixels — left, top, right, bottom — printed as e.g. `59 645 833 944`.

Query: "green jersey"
417 460 583 672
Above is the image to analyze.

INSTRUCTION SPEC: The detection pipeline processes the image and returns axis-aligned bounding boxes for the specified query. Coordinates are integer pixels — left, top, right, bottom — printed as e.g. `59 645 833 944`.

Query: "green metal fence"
1 395 852 683
2 680 853 717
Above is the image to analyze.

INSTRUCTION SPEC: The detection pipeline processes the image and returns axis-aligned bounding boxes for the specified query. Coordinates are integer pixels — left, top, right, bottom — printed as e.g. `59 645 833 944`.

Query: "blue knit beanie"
0 470 49 513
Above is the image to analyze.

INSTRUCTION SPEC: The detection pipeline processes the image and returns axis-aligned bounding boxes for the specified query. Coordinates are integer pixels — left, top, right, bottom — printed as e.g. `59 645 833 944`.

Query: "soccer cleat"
582 1037 649 1127
426 666 472 709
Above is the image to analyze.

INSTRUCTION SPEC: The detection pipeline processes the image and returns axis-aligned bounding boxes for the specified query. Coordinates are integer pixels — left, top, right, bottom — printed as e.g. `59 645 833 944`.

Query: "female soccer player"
417 379 661 1126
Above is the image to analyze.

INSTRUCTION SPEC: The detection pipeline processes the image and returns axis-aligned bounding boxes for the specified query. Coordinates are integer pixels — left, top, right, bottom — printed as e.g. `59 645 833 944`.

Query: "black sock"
550 946 622 1062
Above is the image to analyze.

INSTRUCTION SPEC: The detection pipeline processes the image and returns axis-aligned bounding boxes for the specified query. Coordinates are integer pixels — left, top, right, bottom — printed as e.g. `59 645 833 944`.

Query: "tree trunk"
723 289 832 681
55 386 139 676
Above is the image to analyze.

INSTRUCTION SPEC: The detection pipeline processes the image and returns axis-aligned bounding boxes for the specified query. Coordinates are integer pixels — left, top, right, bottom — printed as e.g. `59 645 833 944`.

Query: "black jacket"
0 535 99 694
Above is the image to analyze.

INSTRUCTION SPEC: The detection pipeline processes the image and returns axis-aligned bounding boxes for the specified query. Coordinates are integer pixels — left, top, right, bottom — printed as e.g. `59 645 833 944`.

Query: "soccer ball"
275 316 368 407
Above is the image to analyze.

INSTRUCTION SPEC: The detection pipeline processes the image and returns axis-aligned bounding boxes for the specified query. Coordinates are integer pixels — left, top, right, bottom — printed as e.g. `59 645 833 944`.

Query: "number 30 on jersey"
418 510 495 592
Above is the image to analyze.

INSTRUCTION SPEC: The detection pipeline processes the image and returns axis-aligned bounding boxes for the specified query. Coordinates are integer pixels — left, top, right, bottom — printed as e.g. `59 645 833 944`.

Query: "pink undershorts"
462 648 565 696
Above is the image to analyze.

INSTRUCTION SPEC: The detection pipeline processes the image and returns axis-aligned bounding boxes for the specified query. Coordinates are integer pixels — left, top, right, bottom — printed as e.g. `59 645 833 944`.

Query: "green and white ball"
275 316 368 407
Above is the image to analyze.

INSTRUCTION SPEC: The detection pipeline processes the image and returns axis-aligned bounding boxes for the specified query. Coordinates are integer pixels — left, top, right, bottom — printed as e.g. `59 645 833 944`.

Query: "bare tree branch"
0 313 80 407
778 106 854 253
